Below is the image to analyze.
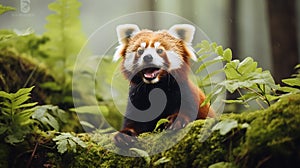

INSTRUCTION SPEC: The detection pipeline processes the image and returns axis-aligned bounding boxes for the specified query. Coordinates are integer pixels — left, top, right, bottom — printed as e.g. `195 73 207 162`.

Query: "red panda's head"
113 24 197 84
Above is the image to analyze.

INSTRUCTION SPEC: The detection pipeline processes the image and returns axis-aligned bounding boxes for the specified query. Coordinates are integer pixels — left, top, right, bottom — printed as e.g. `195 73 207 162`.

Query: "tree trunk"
228 0 239 60
227 0 240 102
267 0 299 84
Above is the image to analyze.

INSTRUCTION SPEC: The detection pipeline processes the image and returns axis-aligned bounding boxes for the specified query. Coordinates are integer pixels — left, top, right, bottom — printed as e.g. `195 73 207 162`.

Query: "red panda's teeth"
143 69 160 79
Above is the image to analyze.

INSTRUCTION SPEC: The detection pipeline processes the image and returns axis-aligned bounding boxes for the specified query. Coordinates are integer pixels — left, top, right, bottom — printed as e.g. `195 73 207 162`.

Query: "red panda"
113 24 215 147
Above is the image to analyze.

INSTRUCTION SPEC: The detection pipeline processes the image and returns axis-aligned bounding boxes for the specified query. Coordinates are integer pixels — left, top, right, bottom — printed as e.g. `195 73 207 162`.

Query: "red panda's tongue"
143 68 160 79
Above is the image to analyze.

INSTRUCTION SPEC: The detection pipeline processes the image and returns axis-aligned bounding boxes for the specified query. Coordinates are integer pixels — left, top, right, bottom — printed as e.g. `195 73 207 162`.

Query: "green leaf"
223 48 232 62
56 138 68 154
253 71 277 88
195 40 213 55
212 119 238 135
282 78 300 87
209 162 237 168
79 121 95 129
201 86 225 107
67 139 77 152
153 156 171 166
265 94 280 102
129 148 151 165
40 82 62 91
14 86 35 98
198 69 225 88
224 60 240 79
72 136 87 148
215 46 223 56
12 94 31 108
0 91 12 99
240 123 250 129
237 92 259 102
237 57 256 75
277 86 299 93
17 107 37 119
53 132 87 154
154 118 169 131
197 54 211 62
196 56 223 74
209 42 218 50
1 102 11 109
219 80 239 93
32 106 47 119
44 113 60 131
5 134 24 144
0 4 15 15
14 102 38 109
32 105 65 131
196 40 210 50
224 99 244 104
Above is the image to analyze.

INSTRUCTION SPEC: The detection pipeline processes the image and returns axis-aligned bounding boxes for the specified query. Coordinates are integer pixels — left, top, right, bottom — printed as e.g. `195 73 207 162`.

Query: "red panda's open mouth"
142 68 162 83
143 68 160 79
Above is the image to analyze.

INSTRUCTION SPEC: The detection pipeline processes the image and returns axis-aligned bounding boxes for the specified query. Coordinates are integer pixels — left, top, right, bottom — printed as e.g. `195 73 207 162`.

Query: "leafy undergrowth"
38 94 300 168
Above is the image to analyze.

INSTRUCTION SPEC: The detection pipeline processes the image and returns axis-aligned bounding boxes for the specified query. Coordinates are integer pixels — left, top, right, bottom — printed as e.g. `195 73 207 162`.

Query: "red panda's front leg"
114 127 137 148
114 118 139 148
165 82 215 130
165 112 191 130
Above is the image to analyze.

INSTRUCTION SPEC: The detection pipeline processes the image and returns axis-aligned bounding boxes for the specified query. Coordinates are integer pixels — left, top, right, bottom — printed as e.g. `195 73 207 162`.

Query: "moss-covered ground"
43 94 300 168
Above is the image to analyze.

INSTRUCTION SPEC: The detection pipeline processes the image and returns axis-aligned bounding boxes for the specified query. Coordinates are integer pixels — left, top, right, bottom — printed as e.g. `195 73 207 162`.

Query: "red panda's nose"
143 54 153 63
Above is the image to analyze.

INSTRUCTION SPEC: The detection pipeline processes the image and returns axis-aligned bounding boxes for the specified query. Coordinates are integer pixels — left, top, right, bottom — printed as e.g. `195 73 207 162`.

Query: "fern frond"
0 86 37 144
42 0 86 69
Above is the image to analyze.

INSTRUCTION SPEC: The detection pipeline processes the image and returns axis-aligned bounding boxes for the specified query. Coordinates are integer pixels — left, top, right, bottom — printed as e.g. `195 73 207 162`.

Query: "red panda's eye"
137 49 144 56
156 49 163 54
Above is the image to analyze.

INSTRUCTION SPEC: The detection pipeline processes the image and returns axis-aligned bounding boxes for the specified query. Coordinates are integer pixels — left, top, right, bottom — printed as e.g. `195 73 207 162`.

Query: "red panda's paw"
166 113 191 130
114 129 137 148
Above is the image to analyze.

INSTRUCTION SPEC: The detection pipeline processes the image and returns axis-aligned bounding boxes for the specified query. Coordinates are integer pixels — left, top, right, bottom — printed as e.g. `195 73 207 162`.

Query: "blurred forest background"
0 0 299 84
0 1 300 166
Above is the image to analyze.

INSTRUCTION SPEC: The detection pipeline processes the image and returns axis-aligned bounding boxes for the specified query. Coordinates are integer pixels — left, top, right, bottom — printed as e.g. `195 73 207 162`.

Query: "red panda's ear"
113 24 140 61
168 24 195 44
168 24 197 61
116 24 140 44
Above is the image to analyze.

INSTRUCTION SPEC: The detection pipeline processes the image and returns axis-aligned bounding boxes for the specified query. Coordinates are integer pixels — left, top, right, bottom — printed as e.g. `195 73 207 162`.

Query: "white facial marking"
124 52 135 71
150 77 159 84
166 51 183 70
143 78 150 84
140 42 146 48
186 45 198 61
113 45 123 61
154 42 161 49
137 48 164 67
143 75 160 84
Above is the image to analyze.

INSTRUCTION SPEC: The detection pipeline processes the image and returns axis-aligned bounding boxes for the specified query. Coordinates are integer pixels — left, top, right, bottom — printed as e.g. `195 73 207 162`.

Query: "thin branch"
26 142 39 168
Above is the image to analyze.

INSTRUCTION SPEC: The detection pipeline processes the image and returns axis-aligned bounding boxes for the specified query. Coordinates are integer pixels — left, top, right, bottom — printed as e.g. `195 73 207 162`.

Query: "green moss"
0 49 56 104
43 94 300 168
235 94 300 167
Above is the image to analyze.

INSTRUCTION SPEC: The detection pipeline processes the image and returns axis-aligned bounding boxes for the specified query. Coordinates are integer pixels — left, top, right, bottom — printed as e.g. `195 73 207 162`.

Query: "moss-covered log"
37 94 300 168
0 50 61 105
